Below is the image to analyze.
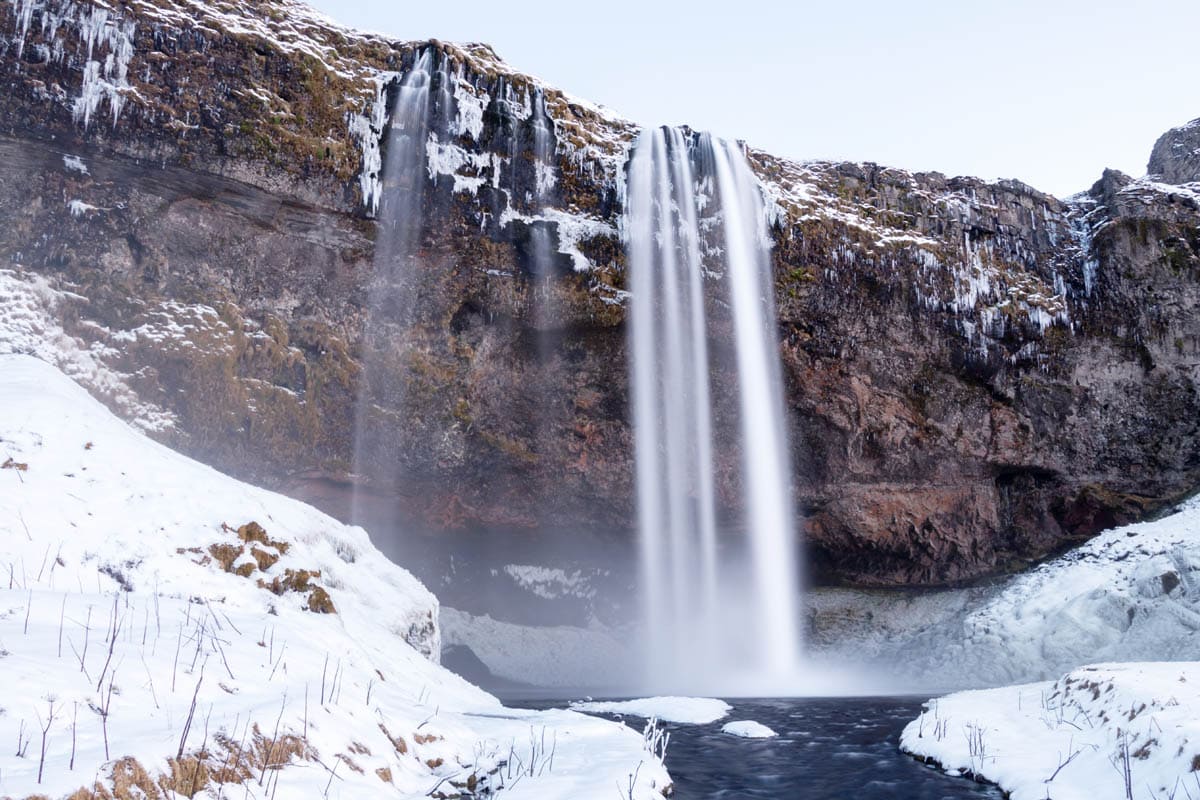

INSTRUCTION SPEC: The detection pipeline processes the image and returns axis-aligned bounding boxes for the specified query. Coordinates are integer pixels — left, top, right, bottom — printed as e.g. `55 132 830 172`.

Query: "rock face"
1149 118 1200 185
2 0 1199 592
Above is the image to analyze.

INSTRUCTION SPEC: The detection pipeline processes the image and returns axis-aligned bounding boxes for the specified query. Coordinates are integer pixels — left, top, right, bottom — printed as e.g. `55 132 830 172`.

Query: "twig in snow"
69 701 77 770
268 642 286 682
58 595 66 657
188 705 212 798
69 639 92 682
141 654 160 709
15 718 30 758
95 601 123 691
322 756 340 798
320 653 329 706
177 669 204 760
36 544 50 583
80 605 93 673
172 623 183 693
37 698 57 784
259 692 287 785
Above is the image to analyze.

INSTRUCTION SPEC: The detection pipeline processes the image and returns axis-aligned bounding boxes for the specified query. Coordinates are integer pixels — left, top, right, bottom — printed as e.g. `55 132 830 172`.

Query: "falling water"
351 49 439 529
528 87 558 349
627 127 802 687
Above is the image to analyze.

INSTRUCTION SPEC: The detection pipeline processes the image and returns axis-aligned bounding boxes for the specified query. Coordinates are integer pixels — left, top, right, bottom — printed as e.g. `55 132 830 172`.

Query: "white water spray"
628 127 802 688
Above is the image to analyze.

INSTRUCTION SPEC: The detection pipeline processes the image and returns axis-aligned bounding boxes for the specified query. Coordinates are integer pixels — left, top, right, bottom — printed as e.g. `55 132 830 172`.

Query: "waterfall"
528 87 558 350
627 127 802 688
350 49 442 531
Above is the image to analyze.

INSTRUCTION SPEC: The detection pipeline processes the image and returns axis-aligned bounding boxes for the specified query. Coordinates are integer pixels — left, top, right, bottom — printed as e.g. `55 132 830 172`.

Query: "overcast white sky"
308 0 1200 198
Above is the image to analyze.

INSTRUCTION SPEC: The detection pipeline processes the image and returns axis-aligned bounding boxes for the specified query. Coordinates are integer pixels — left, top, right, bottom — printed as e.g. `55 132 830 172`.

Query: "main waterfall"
627 127 802 688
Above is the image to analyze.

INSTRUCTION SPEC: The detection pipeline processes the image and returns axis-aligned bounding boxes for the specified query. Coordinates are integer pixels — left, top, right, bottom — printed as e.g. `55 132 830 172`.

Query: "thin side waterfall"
627 127 802 688
528 87 557 355
351 50 437 529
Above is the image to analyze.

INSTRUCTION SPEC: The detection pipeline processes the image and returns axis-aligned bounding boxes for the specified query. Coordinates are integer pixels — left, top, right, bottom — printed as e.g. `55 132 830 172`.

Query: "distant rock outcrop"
1149 118 1200 184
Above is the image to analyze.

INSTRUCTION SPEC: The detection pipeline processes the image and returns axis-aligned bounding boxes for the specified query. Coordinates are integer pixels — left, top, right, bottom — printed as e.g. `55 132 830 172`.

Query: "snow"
0 354 671 799
498 202 616 273
901 662 1200 800
0 268 176 432
440 608 632 690
347 72 397 217
426 134 495 195
67 198 101 217
500 565 599 601
721 721 777 738
62 154 89 174
891 495 1200 688
570 697 731 725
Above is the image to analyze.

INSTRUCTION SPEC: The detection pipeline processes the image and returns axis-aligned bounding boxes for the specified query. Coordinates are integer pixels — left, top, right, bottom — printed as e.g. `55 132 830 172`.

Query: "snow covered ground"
897 498 1200 798
0 354 670 799
887 496 1200 689
901 662 1200 800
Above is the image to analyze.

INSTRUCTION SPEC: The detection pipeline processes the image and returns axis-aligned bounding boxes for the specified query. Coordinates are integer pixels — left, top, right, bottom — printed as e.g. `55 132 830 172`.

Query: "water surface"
511 697 1001 799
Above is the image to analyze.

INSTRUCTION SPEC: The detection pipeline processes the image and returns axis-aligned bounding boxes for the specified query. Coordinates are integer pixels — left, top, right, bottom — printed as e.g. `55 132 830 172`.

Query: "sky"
307 0 1200 198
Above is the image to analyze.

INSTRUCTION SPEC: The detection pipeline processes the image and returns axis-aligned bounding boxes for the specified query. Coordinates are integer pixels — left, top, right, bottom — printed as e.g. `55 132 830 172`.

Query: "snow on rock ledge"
901 662 1200 800
0 354 671 799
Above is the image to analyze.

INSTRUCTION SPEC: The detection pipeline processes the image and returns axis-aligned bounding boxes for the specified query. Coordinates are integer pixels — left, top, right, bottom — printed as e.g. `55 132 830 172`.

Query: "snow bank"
571 697 731 725
0 354 671 799
892 497 1200 687
901 662 1200 800
720 721 777 738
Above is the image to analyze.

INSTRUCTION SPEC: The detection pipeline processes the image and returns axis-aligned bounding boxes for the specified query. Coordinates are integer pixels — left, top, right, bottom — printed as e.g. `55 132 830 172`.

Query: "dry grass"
54 726 319 800
233 521 290 554
258 569 336 614
379 723 409 755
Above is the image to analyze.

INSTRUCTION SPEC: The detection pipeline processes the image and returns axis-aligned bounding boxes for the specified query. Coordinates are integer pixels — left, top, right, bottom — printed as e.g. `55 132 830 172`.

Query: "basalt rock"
1149 118 1200 185
1 0 1199 591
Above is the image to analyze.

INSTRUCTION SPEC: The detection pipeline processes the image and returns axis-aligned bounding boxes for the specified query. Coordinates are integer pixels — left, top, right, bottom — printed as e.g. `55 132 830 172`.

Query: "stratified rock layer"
2 0 1199 589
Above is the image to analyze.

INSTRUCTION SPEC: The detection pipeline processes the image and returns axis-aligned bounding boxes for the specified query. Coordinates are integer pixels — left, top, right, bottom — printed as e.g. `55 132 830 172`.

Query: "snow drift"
0 353 670 799
902 662 1200 800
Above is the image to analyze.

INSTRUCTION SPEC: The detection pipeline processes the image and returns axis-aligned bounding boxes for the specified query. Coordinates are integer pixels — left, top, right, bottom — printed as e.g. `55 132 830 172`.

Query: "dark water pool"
510 697 1002 799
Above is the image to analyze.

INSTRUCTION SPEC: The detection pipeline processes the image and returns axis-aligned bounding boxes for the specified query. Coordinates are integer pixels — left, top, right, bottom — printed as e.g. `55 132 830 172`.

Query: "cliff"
2 0 1199 590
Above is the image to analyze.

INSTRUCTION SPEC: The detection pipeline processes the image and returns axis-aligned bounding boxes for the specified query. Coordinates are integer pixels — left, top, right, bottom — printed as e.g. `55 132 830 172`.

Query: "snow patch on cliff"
427 134 496 195
501 565 600 601
0 268 175 432
62 153 89 174
347 71 398 216
498 202 616 273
